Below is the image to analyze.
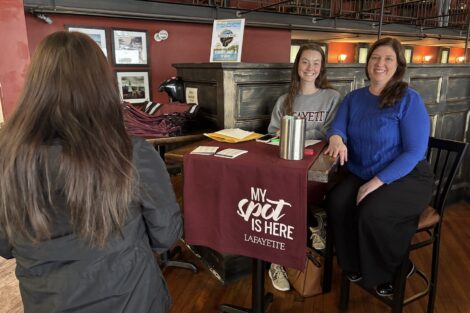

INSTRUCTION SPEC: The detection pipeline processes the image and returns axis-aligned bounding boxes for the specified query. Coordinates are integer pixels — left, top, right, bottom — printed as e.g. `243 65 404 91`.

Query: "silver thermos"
280 115 305 160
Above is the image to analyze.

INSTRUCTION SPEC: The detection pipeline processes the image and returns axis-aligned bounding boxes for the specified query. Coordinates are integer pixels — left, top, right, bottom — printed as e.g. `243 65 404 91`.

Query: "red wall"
327 42 356 64
449 47 465 63
0 0 30 119
412 45 439 64
25 13 291 103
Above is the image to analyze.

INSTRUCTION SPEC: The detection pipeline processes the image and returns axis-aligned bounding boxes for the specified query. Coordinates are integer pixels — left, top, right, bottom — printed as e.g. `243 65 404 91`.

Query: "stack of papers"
214 148 248 159
205 128 262 143
190 146 219 155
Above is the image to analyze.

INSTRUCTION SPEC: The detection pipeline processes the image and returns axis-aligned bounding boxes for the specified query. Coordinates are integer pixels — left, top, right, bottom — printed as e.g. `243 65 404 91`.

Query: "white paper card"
185 87 198 105
215 148 248 159
190 146 219 155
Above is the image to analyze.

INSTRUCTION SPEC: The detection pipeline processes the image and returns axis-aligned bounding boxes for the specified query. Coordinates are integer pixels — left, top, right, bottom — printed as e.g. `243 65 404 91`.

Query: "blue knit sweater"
327 87 430 184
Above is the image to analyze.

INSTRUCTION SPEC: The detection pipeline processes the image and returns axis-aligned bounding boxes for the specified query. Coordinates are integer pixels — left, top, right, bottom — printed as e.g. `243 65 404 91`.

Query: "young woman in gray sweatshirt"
267 43 340 292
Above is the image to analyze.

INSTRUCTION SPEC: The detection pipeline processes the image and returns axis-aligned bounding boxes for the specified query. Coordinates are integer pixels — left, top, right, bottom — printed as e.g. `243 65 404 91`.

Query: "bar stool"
338 137 468 313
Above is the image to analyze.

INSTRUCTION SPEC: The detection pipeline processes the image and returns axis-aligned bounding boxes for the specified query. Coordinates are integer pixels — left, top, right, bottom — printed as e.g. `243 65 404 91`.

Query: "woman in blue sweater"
324 37 433 296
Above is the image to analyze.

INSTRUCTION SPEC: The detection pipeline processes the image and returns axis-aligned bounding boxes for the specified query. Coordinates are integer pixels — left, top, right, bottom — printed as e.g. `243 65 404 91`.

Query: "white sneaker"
310 226 326 250
269 264 290 291
310 210 326 250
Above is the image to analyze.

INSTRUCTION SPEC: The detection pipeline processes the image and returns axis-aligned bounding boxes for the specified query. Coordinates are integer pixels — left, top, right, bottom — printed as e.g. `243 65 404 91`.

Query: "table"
165 139 338 182
168 140 337 313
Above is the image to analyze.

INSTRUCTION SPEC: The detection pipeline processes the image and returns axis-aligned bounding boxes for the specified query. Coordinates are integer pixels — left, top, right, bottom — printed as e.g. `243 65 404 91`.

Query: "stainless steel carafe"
280 115 305 160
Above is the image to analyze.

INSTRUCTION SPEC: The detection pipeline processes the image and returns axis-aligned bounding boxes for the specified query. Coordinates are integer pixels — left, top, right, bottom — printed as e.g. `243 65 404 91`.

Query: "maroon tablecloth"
183 140 325 270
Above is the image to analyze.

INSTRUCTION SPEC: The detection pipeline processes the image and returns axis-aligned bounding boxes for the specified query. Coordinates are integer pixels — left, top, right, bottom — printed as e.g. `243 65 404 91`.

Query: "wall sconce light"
422 55 432 63
338 54 347 63
456 56 465 63
35 13 53 24
154 30 169 42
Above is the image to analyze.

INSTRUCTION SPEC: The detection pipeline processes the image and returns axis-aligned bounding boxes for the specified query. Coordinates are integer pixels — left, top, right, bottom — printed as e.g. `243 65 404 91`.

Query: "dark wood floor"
164 202 470 313
1 202 469 313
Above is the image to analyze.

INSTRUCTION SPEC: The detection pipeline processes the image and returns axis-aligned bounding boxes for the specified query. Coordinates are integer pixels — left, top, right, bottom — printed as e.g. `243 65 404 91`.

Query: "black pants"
326 160 433 288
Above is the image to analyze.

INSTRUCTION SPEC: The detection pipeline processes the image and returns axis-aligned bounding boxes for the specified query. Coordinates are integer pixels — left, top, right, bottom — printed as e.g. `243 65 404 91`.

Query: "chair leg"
339 271 350 312
391 257 410 313
427 237 441 313
160 245 198 272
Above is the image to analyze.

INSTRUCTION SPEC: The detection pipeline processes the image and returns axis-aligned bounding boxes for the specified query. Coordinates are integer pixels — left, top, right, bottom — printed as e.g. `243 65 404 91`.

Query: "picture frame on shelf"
112 29 149 65
66 26 108 57
116 71 150 104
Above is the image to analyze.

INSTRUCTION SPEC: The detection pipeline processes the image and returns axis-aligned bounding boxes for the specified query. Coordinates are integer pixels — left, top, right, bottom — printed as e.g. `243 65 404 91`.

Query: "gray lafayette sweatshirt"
268 88 340 140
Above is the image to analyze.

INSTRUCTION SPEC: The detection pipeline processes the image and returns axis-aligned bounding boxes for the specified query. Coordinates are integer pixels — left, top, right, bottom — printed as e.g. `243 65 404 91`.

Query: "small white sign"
185 87 198 105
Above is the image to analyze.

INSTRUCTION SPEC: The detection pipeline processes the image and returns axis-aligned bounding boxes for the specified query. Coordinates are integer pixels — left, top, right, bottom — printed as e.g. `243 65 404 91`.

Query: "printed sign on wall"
210 19 245 62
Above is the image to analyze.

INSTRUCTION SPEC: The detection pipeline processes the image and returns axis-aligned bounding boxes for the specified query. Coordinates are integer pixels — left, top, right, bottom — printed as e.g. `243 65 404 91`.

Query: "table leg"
219 259 273 313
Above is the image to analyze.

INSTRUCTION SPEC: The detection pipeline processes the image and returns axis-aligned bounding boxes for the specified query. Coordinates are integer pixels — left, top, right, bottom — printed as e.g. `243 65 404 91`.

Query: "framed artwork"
439 48 450 64
210 19 245 62
116 71 150 103
66 26 108 57
357 44 369 64
112 29 149 65
404 47 414 64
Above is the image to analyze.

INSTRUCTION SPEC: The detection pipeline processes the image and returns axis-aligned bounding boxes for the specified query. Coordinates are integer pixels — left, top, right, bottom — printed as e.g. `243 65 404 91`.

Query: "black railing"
147 0 469 30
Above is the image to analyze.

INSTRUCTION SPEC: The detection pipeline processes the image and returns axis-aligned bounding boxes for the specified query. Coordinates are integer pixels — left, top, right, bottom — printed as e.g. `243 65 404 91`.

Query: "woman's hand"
356 176 384 205
324 135 348 166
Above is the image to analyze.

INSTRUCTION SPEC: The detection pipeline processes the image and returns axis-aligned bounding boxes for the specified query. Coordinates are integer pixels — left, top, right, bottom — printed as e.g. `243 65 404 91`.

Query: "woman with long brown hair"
267 43 340 292
268 43 340 140
0 31 181 313
325 37 433 296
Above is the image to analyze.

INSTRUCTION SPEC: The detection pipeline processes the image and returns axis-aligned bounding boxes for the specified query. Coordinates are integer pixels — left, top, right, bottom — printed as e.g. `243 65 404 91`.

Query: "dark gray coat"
0 137 182 313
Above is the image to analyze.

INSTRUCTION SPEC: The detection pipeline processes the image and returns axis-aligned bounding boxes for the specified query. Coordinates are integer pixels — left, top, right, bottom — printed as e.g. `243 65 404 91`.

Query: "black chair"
160 170 197 272
339 136 468 313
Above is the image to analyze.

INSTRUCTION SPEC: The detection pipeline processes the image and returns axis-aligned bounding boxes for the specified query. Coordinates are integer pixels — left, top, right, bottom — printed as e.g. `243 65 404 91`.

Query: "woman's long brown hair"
366 37 408 108
283 43 332 115
0 31 134 247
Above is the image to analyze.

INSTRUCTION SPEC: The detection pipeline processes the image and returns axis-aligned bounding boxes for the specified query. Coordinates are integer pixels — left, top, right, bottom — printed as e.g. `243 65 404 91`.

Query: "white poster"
210 19 245 63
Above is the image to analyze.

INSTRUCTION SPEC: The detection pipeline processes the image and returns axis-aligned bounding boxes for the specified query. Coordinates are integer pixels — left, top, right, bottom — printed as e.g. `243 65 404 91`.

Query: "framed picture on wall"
404 47 414 64
112 29 148 65
66 26 108 57
356 44 369 64
439 47 450 64
116 71 150 103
